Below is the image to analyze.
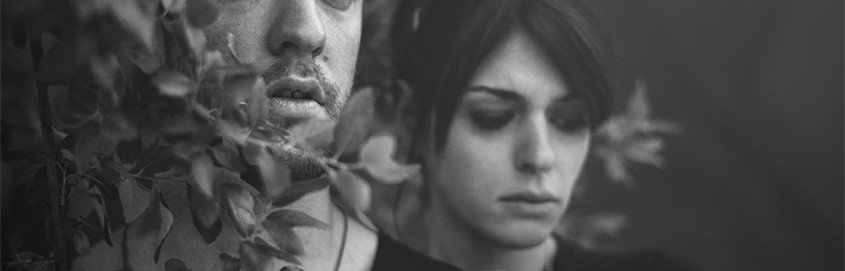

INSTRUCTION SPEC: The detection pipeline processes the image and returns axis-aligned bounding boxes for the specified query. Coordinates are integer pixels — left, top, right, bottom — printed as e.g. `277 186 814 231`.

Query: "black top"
370 234 691 271
371 233 463 271
553 237 693 271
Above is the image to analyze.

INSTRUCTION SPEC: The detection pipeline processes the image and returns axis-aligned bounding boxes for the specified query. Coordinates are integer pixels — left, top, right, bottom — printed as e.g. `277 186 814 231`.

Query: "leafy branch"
2 0 420 270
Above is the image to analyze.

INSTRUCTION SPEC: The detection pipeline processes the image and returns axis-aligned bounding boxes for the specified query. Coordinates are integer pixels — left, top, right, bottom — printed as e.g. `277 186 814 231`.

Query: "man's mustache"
261 59 343 118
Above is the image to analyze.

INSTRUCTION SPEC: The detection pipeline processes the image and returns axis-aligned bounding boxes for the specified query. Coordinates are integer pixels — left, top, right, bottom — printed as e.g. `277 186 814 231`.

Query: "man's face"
205 0 362 179
207 0 362 129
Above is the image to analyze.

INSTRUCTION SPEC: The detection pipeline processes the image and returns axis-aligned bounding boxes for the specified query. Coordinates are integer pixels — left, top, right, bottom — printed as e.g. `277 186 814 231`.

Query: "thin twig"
31 34 67 270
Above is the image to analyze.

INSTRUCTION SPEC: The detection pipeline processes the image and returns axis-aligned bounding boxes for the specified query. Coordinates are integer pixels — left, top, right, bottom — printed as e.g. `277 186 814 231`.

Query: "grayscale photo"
1 0 841 270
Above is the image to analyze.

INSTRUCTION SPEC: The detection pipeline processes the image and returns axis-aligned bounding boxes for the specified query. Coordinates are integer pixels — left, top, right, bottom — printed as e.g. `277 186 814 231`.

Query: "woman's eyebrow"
554 94 580 103
468 86 579 103
466 86 523 102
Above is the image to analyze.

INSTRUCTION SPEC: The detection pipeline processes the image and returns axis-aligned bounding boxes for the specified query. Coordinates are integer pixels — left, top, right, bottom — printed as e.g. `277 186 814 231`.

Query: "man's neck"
424 199 554 271
278 187 377 271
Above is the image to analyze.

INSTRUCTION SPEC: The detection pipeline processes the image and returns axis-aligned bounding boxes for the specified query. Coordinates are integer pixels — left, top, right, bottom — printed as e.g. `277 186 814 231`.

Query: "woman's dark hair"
393 0 612 151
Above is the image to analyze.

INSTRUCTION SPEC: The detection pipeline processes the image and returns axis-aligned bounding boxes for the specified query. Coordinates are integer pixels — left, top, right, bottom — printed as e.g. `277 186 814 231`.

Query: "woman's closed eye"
549 113 588 133
548 102 590 133
469 109 515 130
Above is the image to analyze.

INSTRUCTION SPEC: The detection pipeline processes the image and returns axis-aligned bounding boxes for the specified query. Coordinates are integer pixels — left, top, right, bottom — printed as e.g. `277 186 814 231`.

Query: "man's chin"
271 143 336 181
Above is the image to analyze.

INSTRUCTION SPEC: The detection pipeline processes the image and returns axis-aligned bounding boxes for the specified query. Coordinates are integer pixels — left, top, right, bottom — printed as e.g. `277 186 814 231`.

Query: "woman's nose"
514 116 555 174
267 0 327 58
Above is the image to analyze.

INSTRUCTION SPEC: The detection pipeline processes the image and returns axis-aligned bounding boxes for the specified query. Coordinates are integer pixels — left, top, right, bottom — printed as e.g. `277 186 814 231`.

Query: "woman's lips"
499 192 561 217
499 191 560 204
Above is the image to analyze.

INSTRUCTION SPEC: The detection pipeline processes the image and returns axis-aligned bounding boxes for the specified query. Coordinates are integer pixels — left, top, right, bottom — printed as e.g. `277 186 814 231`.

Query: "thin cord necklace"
332 205 349 271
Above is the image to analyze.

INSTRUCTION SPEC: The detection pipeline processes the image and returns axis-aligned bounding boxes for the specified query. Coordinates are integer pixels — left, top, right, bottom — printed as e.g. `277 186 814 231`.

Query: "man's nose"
514 116 555 174
267 0 327 58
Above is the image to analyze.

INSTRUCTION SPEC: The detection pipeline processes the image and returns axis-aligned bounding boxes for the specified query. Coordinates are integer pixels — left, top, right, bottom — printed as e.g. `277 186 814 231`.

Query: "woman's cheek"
550 135 590 200
439 122 511 211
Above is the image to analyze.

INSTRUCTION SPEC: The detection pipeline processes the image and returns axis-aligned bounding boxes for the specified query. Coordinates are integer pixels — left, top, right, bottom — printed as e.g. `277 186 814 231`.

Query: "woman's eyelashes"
549 113 588 132
548 102 589 133
467 107 588 133
469 109 515 130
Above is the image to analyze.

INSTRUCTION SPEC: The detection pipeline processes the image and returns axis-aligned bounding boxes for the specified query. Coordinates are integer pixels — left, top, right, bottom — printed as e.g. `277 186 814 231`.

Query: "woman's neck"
424 198 555 271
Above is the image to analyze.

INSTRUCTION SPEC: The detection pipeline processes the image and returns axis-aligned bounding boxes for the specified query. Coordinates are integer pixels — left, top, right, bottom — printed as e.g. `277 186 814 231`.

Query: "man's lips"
265 77 329 121
266 76 326 105
499 191 560 204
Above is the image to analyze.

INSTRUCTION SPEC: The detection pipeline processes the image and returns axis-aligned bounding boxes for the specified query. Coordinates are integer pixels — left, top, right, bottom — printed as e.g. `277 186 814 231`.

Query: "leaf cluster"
2 0 422 270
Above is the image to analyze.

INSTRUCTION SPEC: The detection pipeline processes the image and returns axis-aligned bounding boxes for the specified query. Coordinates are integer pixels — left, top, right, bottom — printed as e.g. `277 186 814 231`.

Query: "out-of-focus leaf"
201 50 226 74
126 45 162 74
59 84 100 129
163 0 187 13
358 135 420 184
116 139 143 168
625 138 665 166
265 209 329 230
210 139 245 172
190 153 215 198
153 70 196 97
219 252 242 271
61 149 76 161
272 177 330 207
67 179 95 219
164 258 192 271
72 229 91 256
103 111 139 141
155 196 175 262
181 21 207 60
36 40 88 83
134 146 179 176
593 78 681 185
628 79 651 119
242 140 291 199
223 183 257 237
219 118 251 145
253 236 303 263
109 0 155 48
148 96 191 120
287 119 336 152
188 182 222 243
218 74 266 130
239 241 281 271
185 0 222 27
330 183 377 230
90 185 113 246
281 266 304 271
334 170 371 211
334 87 375 154
559 212 628 249
119 177 151 223
129 184 167 261
89 54 120 90
256 148 291 200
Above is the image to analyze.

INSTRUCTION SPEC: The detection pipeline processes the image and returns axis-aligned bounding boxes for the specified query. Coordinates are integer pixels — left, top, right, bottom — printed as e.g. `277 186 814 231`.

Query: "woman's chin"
483 221 555 249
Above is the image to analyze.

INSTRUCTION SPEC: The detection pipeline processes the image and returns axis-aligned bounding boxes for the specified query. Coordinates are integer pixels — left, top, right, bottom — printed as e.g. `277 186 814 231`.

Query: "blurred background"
567 0 843 270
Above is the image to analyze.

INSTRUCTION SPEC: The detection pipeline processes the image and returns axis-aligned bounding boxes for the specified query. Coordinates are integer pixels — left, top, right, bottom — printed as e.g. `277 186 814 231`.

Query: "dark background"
575 1 843 270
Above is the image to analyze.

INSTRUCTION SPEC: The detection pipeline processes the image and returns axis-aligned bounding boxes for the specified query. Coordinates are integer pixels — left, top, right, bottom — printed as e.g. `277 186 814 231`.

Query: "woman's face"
426 29 591 248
